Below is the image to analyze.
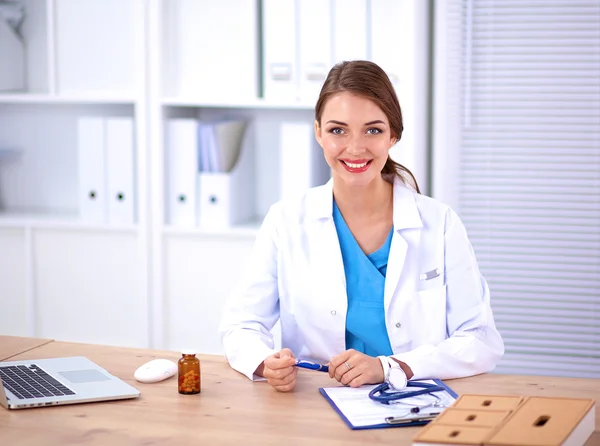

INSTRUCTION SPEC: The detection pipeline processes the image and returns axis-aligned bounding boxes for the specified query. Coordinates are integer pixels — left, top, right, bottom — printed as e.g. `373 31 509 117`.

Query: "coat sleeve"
218 205 281 380
391 208 505 380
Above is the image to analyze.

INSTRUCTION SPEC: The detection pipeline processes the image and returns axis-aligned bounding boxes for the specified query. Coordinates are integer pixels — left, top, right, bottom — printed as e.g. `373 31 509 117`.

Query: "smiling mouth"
341 160 372 169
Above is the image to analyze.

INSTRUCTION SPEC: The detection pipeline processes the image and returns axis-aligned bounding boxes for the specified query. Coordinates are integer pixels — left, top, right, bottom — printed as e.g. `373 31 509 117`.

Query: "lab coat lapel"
385 231 408 308
384 178 423 310
313 219 347 301
305 181 347 316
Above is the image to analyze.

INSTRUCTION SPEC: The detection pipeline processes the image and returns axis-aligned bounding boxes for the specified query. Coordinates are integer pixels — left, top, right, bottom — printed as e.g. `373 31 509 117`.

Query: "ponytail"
382 157 420 194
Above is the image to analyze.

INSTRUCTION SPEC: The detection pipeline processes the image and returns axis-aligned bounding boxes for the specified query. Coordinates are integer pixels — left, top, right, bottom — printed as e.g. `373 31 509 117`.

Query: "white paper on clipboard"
319 379 458 430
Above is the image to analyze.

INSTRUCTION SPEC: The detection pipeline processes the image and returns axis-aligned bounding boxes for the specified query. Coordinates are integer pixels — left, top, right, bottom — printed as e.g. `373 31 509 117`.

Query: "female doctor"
219 60 504 392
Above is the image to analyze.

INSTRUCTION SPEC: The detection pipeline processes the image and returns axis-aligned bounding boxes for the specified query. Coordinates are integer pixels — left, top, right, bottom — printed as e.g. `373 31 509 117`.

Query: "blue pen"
294 359 329 372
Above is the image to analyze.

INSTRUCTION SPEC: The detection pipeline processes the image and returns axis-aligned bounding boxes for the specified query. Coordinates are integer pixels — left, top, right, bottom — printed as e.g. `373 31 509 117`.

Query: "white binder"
279 122 330 200
166 119 198 227
77 117 107 224
370 0 404 89
298 0 332 104
106 118 135 225
332 0 368 63
198 121 253 229
262 0 297 101
170 0 258 102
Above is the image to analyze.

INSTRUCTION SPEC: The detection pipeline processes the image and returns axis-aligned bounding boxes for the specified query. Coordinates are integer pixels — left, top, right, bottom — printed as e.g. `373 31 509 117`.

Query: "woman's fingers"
263 348 298 392
271 368 298 386
329 350 384 386
339 366 361 386
267 366 298 392
264 351 296 373
328 350 354 379
273 381 296 392
263 362 295 380
279 347 295 359
334 360 353 382
345 373 366 388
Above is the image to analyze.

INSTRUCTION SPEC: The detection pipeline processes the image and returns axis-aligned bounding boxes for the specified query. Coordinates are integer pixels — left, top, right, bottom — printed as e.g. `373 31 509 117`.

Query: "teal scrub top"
332 200 394 357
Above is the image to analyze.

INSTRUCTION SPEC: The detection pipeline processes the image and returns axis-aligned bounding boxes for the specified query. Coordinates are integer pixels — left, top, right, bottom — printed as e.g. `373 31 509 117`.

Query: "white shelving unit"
0 0 149 348
1 0 430 355
0 94 136 105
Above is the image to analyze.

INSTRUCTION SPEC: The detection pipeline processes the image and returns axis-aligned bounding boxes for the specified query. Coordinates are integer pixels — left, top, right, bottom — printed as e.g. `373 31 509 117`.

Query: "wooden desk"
0 338 598 446
0 335 53 361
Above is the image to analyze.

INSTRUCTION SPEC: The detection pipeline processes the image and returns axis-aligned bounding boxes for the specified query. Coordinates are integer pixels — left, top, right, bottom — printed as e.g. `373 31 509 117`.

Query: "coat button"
331 310 336 316
396 322 401 328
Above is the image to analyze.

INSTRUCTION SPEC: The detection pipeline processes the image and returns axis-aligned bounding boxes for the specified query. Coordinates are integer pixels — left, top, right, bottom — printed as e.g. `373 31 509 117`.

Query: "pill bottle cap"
181 349 196 356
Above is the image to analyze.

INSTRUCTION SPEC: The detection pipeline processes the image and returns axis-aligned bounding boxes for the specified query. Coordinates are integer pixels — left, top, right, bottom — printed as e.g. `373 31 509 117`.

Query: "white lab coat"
219 177 504 381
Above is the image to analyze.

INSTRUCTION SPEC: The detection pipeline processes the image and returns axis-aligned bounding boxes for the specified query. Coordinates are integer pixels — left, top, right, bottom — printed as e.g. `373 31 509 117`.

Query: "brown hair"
315 60 420 193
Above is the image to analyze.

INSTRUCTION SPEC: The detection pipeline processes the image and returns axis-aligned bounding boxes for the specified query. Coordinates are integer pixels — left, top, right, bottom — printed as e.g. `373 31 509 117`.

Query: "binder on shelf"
279 122 330 201
54 0 136 95
77 117 108 224
262 0 297 101
168 0 258 102
0 2 25 91
332 0 368 63
298 0 331 104
106 117 135 226
197 120 253 229
166 119 199 227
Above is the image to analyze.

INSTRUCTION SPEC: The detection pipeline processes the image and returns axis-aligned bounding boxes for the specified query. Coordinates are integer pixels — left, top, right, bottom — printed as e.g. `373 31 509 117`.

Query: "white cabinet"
163 235 255 355
34 229 147 348
0 229 29 336
0 0 430 353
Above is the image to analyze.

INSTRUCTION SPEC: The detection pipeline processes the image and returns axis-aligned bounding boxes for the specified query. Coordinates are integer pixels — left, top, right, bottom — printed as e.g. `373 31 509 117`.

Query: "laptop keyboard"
0 364 76 400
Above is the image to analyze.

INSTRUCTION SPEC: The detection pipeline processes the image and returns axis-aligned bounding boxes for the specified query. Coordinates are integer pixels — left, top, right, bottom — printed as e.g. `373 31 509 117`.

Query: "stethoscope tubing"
369 381 447 405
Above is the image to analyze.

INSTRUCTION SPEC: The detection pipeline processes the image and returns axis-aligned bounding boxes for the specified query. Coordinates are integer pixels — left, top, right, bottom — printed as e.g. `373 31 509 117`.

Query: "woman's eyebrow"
325 119 387 126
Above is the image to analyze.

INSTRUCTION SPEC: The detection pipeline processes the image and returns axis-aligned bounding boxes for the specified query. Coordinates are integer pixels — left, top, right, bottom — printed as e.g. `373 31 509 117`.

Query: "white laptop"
0 356 140 410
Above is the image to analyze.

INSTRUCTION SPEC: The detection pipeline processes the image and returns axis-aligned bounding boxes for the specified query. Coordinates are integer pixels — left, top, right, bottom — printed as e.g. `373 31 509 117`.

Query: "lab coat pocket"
414 285 447 345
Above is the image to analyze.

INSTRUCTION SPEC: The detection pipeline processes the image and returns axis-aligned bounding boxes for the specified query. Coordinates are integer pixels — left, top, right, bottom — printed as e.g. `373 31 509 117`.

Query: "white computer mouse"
134 359 178 383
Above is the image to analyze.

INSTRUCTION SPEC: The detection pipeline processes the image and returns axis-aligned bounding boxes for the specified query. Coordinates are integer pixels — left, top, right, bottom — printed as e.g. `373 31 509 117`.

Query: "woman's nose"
347 135 367 155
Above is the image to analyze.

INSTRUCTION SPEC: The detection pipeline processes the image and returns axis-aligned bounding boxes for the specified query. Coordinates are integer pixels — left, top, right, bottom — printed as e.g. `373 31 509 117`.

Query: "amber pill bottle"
178 351 200 394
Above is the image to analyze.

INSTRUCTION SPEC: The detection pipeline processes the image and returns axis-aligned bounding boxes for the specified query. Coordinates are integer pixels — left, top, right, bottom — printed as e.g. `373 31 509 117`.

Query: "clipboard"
319 379 458 430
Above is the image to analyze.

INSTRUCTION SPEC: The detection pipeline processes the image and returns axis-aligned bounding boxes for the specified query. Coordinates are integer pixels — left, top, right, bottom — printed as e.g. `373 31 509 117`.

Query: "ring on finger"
344 361 351 370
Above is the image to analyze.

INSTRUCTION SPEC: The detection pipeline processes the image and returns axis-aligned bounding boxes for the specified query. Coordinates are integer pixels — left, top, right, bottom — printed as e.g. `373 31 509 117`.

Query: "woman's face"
315 91 396 189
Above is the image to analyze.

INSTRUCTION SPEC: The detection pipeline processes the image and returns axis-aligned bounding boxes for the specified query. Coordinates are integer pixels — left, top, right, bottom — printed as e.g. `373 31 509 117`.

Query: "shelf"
161 97 315 110
0 211 138 232
162 219 262 238
0 93 137 105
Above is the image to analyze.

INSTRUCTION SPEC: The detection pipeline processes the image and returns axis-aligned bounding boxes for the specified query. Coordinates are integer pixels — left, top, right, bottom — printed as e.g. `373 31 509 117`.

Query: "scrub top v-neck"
332 200 394 357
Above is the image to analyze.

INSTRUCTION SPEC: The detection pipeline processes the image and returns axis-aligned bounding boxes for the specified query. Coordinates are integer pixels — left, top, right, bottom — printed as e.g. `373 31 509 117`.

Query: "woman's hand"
328 349 384 387
255 348 298 392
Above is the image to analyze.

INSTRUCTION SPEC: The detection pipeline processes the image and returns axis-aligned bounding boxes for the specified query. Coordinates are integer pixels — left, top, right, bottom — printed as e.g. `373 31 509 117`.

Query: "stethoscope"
295 360 447 412
368 381 447 406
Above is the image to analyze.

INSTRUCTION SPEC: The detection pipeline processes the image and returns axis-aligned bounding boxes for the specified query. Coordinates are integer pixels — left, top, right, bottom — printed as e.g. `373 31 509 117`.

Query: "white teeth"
344 161 368 169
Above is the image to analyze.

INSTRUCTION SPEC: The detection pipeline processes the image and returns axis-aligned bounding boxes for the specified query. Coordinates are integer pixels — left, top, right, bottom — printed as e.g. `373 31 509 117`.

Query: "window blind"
433 0 600 378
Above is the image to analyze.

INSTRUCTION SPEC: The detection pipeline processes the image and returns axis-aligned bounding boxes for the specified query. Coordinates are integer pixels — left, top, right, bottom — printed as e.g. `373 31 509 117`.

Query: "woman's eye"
329 127 345 135
367 128 383 135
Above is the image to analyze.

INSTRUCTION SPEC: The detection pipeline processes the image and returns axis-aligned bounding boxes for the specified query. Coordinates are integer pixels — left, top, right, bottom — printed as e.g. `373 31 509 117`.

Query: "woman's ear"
314 120 323 147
